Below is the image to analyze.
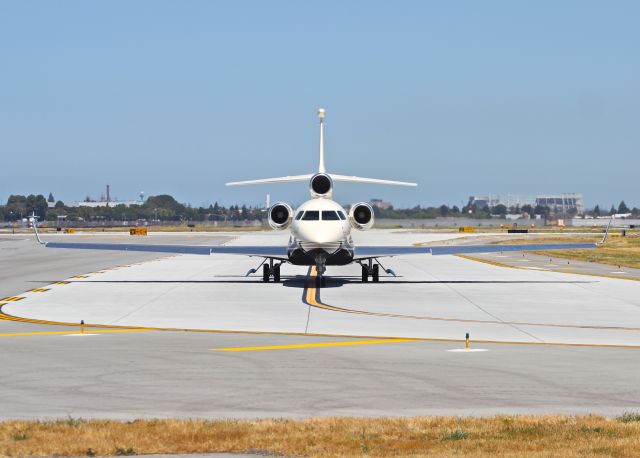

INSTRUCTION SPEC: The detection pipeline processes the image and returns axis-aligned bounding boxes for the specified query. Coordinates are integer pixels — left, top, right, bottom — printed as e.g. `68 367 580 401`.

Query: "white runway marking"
62 333 98 337
447 349 489 352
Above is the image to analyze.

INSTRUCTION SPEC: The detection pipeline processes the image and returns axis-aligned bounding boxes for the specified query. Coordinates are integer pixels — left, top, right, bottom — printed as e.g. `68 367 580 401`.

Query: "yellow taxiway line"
214 338 415 352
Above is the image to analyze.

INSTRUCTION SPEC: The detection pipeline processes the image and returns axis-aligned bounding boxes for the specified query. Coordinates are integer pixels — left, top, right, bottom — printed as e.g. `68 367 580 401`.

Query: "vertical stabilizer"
318 108 326 173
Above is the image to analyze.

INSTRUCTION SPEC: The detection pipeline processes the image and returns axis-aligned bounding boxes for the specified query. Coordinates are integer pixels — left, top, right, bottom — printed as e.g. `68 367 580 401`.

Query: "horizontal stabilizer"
226 175 313 186
226 173 416 187
329 174 417 187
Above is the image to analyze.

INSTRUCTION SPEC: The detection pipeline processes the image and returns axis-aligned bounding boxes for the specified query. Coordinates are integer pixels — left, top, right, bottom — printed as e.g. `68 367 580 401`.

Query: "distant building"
48 187 146 208
469 193 584 214
62 200 143 208
467 196 490 210
370 198 392 210
535 193 584 215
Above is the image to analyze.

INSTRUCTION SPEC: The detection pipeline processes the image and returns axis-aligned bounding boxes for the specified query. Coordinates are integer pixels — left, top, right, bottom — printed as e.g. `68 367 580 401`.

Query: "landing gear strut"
262 259 282 283
315 253 327 287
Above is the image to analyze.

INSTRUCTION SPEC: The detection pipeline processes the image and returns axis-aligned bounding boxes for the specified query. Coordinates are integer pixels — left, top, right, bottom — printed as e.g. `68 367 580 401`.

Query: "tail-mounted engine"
309 173 333 198
349 202 374 230
268 202 293 230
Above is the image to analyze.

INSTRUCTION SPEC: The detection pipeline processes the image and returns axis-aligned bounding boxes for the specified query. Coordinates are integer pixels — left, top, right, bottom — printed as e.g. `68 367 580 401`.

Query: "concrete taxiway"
1 230 639 419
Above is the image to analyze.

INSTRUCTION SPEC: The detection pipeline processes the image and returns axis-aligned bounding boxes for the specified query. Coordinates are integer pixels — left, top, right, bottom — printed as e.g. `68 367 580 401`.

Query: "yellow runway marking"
0 329 152 337
29 288 50 293
53 281 70 285
214 338 415 352
71 275 89 279
0 296 25 302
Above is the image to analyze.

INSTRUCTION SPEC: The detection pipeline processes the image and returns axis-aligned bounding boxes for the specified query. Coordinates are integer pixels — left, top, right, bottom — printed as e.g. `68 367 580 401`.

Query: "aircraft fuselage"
287 197 355 266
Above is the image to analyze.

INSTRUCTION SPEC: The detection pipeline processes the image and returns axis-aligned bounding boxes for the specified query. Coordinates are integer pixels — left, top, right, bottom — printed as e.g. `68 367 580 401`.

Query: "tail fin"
226 107 418 188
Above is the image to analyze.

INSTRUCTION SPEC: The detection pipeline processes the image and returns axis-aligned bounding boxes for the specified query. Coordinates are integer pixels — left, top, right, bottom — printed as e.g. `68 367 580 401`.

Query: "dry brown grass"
2 415 640 457
499 232 640 269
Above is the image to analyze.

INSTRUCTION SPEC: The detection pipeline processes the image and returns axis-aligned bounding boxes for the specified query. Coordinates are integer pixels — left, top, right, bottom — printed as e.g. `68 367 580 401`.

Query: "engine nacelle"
309 173 333 198
349 202 374 230
268 202 293 230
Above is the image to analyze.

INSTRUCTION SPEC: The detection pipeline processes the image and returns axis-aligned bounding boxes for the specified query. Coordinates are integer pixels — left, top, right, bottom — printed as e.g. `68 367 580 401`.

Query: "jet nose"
298 223 344 244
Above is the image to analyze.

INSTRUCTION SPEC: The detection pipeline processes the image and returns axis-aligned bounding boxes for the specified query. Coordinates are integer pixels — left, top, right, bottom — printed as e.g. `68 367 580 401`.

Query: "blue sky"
1 1 638 209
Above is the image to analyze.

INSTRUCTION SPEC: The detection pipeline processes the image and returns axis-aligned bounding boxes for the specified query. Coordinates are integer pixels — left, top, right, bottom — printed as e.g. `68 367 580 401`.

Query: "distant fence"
570 218 640 227
376 217 543 228
0 219 267 229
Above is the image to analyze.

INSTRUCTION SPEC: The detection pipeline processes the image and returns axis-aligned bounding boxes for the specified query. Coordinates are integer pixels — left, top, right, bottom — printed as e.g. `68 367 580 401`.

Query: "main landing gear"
361 262 379 283
262 259 282 282
360 259 394 283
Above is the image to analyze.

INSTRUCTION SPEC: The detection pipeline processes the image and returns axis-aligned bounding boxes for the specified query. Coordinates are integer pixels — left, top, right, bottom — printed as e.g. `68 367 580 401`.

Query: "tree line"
0 194 266 223
0 194 638 223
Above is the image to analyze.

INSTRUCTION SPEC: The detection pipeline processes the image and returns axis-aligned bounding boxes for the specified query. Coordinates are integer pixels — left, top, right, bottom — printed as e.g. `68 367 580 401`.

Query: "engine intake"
349 202 374 230
268 202 293 230
310 173 333 198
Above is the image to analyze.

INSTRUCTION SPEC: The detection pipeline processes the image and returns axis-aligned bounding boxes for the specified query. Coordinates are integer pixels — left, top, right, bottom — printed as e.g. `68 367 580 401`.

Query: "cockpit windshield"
301 210 320 221
321 211 340 220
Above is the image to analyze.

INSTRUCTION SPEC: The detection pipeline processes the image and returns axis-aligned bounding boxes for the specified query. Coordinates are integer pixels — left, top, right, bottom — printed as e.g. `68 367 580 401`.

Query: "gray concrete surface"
465 249 640 281
7 231 640 345
1 230 639 421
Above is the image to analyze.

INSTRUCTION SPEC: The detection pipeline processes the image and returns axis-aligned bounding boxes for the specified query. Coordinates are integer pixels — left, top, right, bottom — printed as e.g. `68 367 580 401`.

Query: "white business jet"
32 108 599 286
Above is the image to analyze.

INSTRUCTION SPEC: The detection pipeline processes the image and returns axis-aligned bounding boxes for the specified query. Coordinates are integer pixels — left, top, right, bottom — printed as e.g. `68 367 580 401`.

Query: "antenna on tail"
318 108 326 173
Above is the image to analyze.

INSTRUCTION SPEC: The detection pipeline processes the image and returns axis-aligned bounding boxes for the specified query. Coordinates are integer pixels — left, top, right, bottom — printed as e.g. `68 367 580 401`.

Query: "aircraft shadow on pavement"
282 277 596 289
32 277 596 290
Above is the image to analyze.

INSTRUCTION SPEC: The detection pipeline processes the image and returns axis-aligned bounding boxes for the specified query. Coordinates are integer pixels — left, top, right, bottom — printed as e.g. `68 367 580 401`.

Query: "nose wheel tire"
273 265 281 282
361 265 369 282
262 264 270 282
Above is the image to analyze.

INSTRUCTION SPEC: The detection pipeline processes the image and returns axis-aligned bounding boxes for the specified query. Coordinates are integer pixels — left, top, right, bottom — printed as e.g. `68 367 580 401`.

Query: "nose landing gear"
314 253 327 287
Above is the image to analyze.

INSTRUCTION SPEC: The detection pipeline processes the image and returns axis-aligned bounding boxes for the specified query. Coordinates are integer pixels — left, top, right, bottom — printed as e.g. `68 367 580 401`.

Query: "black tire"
273 265 281 282
361 265 369 282
372 264 380 283
262 264 270 282
315 276 322 287
321 277 327 287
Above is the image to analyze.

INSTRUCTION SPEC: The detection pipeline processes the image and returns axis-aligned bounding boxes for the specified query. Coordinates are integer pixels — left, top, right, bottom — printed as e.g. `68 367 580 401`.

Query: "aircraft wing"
354 242 597 259
43 242 289 259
